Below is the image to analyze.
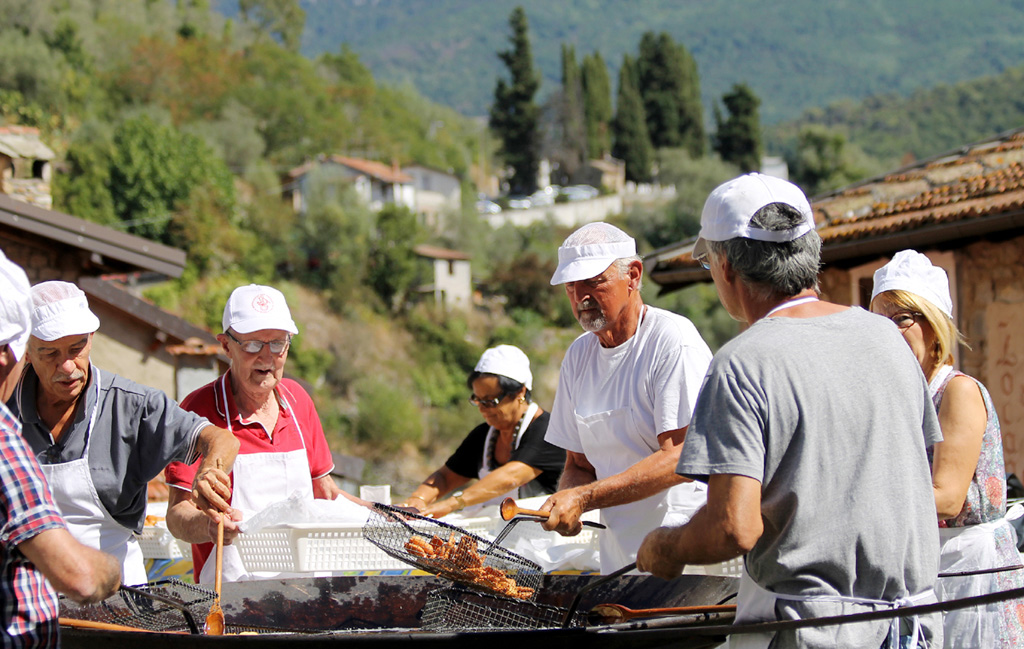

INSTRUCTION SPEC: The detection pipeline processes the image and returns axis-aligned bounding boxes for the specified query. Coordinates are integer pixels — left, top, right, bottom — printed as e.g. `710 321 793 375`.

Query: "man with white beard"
538 222 713 573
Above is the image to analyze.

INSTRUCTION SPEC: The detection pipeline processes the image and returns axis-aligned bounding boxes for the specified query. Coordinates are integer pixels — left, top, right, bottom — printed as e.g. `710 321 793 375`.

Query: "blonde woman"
871 249 1024 648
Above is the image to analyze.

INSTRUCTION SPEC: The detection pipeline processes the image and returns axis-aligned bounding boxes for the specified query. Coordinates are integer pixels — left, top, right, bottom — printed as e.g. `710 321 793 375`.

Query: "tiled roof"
286 155 413 184
413 243 471 261
648 127 1024 291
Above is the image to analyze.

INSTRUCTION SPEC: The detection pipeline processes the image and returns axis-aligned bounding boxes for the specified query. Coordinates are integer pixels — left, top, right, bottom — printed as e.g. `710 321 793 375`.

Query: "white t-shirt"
546 306 713 461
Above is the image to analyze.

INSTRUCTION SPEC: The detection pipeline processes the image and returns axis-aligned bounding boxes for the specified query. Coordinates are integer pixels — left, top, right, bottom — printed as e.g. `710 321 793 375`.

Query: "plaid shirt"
1 403 63 649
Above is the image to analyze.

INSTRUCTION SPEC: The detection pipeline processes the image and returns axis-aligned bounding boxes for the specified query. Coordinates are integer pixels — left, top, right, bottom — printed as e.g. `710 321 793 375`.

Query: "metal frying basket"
421 586 587 631
364 503 542 599
59 580 213 633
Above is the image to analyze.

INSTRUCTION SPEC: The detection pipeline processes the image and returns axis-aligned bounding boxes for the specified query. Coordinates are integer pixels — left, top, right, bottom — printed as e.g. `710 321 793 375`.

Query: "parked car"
507 195 532 209
476 199 502 214
560 185 599 202
529 186 558 207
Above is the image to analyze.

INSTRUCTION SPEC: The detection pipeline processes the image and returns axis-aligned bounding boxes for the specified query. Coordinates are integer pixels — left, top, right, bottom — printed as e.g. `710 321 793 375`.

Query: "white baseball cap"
550 223 637 285
870 250 953 318
223 284 298 335
474 344 532 390
693 173 815 261
0 250 32 360
30 281 101 342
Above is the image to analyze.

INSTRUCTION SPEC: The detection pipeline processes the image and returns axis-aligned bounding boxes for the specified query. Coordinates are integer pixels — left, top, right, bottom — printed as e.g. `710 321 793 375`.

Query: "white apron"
730 566 934 649
936 518 1014 648
574 406 706 574
476 402 540 507
198 375 314 584
22 368 149 586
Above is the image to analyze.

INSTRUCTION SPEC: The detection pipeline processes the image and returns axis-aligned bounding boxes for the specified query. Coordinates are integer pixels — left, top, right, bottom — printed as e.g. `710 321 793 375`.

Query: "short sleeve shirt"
1 403 64 649
444 411 564 497
679 308 942 606
8 365 207 533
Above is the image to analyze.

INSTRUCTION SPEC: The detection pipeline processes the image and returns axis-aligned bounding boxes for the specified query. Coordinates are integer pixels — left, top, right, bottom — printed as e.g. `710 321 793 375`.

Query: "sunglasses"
226 330 290 355
469 392 509 409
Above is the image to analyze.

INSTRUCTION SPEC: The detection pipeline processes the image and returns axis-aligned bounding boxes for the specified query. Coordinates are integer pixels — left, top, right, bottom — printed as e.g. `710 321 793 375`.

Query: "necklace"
483 405 531 471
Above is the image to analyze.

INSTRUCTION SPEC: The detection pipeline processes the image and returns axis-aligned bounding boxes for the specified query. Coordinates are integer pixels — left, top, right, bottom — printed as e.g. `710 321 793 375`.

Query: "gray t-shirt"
679 307 942 645
9 364 207 532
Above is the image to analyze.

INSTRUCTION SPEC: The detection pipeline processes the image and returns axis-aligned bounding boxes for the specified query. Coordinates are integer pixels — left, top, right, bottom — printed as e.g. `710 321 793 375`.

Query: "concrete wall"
485 194 623 229
432 258 471 311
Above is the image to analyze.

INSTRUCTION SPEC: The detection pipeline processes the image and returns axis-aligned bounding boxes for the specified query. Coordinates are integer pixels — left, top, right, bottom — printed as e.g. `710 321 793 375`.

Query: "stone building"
0 125 55 209
648 127 1024 475
283 155 416 214
413 244 471 312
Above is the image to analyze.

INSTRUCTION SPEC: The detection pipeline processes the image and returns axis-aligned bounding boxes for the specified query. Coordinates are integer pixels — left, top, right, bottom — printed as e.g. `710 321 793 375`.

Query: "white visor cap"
870 250 953 318
30 281 101 342
223 284 299 335
474 344 532 390
550 239 637 285
693 172 815 260
0 250 32 360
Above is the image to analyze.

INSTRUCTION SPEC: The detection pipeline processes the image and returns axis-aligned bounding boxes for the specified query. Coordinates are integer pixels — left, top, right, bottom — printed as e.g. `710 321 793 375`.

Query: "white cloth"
546 306 713 573
33 369 148 586
476 402 540 507
199 374 314 584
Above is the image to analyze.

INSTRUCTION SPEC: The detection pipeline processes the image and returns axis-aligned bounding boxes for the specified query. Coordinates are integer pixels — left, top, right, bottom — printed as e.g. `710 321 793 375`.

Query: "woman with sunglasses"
871 250 1024 648
398 345 565 518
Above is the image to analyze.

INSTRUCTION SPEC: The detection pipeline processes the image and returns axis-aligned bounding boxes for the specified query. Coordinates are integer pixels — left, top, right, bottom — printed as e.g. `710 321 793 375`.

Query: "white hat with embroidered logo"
550 222 637 285
693 172 815 261
223 284 298 335
870 250 953 318
0 250 32 360
30 281 101 342
474 344 532 390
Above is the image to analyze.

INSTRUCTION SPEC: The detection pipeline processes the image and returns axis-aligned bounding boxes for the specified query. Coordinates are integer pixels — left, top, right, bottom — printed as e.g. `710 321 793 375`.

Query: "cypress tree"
612 55 653 183
636 32 705 157
581 51 613 159
489 6 541 195
559 43 587 178
713 83 762 173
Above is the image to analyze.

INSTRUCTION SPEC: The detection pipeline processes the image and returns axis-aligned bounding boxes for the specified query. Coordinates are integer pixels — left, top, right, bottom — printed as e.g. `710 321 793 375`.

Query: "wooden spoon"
499 497 606 528
588 602 737 624
204 461 226 636
60 618 186 634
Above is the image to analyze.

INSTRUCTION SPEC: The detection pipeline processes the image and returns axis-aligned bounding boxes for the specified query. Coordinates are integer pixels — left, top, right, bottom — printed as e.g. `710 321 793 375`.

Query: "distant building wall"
485 194 623 228
432 258 471 311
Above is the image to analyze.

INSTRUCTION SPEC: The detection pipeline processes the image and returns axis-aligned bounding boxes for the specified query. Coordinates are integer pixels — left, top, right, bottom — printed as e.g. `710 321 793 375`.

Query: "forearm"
194 425 239 479
571 449 687 512
166 487 215 544
406 468 463 507
20 529 121 604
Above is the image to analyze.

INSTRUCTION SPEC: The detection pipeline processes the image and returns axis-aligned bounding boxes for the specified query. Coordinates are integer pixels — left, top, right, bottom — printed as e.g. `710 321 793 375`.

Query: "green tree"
367 204 422 313
636 32 705 157
788 125 872 196
612 54 653 184
489 6 541 195
53 120 117 226
556 43 587 180
581 51 613 159
713 83 762 173
239 0 306 52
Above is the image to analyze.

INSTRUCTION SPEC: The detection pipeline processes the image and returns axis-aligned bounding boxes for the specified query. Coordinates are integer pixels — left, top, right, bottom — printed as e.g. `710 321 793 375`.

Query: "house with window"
0 126 55 209
283 155 416 214
647 127 1024 475
402 163 461 226
413 244 471 311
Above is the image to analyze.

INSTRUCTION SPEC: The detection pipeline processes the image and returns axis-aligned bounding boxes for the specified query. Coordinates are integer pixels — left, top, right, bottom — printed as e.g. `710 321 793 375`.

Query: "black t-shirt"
444 411 564 497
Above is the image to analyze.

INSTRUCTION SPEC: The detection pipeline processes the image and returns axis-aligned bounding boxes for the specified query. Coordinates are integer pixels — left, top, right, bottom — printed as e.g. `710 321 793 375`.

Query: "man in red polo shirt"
165 284 367 583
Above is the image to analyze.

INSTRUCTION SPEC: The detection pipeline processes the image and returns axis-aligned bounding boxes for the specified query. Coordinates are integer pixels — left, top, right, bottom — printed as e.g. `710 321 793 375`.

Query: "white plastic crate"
136 525 192 561
703 556 743 577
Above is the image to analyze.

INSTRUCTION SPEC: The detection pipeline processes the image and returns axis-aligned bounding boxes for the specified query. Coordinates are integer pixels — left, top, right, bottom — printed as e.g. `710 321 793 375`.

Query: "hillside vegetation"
289 0 1024 124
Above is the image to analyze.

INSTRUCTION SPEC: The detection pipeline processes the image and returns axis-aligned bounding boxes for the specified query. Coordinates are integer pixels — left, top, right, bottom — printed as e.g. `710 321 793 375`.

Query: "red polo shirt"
164 372 334 577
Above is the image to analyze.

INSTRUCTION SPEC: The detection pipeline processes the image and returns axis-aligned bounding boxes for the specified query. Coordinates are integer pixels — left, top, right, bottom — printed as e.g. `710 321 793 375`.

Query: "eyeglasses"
694 253 710 271
469 393 508 409
225 330 291 355
888 311 923 330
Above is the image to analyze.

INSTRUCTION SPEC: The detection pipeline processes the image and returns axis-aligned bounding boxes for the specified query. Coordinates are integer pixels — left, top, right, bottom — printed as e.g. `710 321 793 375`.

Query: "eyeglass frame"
888 311 924 330
225 329 291 355
468 391 511 409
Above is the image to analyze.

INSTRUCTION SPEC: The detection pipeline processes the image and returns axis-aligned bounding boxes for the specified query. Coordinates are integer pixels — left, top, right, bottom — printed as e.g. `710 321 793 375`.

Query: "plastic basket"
704 556 744 577
234 523 413 572
136 525 192 561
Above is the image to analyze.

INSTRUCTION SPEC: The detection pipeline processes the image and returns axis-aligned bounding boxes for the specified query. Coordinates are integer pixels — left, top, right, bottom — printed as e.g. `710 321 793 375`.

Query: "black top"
444 411 563 497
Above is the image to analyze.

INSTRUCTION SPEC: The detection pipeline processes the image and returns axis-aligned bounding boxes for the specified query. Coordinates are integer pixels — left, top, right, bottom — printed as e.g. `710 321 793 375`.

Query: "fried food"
144 514 165 526
402 533 531 599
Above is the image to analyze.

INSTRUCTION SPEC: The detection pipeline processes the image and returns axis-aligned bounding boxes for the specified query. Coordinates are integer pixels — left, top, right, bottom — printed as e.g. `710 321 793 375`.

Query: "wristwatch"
452 491 467 510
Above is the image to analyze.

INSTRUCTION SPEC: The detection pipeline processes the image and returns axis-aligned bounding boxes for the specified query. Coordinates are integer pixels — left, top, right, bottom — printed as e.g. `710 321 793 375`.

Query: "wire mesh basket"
421 586 586 631
59 580 213 634
364 503 542 600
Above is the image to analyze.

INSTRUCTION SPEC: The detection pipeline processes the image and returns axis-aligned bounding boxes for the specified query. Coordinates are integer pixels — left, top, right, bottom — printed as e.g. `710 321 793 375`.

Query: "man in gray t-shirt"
637 174 942 649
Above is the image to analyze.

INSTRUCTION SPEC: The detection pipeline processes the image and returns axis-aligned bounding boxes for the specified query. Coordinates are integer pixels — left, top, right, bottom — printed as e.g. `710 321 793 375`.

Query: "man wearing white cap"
165 284 364 584
540 222 713 574
7 281 239 587
0 255 121 647
637 174 942 648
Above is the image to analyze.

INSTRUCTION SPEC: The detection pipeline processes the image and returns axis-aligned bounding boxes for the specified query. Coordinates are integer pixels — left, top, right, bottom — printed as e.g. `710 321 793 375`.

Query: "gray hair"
562 222 643 289
706 203 821 301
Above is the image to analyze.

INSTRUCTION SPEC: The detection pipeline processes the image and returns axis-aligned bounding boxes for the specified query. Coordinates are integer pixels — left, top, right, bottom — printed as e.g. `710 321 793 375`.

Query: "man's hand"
192 465 232 522
539 487 590 536
206 509 244 545
637 526 686 579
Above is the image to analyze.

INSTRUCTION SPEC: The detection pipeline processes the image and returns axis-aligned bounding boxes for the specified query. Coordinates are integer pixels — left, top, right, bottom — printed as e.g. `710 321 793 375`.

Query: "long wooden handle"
59 618 185 634
215 515 224 596
591 603 737 622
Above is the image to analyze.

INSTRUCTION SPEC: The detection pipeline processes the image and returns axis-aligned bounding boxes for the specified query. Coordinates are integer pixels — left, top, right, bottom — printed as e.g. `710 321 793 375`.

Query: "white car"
476 199 502 214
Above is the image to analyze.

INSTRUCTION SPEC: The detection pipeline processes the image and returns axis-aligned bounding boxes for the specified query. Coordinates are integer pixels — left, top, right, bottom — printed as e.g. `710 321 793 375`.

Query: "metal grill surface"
421 586 586 631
